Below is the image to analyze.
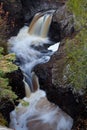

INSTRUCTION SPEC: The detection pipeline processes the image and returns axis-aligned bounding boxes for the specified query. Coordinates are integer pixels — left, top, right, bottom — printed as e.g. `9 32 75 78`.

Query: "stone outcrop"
7 69 25 99
21 0 64 22
53 5 74 40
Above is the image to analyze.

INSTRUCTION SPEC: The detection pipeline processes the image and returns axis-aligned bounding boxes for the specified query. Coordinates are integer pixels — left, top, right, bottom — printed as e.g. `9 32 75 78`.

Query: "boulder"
53 5 74 39
7 69 25 99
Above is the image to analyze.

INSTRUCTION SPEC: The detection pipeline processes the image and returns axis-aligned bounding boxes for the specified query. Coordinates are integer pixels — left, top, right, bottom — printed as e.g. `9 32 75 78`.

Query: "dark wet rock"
34 64 85 120
0 100 14 123
21 0 64 23
47 88 85 120
53 5 75 40
7 69 25 99
0 69 25 123
48 22 61 42
0 0 24 36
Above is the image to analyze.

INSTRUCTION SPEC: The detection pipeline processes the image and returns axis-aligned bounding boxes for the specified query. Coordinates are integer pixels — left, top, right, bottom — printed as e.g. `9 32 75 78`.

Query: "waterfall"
41 15 52 38
29 10 55 37
8 11 73 130
31 72 39 92
28 13 41 35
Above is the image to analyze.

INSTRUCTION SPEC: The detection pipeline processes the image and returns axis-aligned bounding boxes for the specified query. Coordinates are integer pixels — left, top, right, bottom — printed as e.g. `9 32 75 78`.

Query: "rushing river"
8 10 73 130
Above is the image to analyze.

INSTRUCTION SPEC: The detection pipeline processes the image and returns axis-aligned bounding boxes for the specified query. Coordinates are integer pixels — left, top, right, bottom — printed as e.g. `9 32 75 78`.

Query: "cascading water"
8 10 73 130
29 10 55 37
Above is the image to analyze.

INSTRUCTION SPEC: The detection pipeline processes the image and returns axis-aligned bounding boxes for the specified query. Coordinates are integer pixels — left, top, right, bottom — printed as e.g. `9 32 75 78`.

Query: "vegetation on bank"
0 48 18 101
64 0 87 92
0 47 18 125
0 3 18 125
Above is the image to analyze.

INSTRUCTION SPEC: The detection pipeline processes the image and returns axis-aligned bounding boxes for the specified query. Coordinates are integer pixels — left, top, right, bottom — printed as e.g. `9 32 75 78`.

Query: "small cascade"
41 15 52 37
31 72 39 92
29 10 55 37
8 10 73 130
29 13 43 36
23 80 31 98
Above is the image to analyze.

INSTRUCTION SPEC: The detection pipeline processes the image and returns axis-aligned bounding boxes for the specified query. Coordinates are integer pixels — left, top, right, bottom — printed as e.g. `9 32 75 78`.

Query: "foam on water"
8 26 52 89
48 42 60 52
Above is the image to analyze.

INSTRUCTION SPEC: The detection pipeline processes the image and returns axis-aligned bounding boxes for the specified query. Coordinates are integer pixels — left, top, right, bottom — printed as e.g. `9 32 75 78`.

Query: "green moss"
67 0 87 28
65 29 87 91
18 99 29 107
64 0 87 92
0 47 18 106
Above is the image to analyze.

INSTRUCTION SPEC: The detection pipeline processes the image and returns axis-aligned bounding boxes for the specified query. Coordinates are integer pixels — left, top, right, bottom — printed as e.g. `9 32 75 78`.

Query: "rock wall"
21 0 64 22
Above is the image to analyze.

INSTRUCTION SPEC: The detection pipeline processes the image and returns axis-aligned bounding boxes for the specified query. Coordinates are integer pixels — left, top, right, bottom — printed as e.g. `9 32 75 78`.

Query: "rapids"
8 11 73 130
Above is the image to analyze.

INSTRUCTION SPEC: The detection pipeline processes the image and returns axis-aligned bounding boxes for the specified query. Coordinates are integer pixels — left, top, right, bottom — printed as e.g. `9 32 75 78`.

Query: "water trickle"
8 11 73 130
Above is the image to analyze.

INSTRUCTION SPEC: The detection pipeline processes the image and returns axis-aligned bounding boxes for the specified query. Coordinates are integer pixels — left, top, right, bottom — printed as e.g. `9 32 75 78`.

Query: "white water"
8 26 51 90
8 11 73 130
48 42 60 52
